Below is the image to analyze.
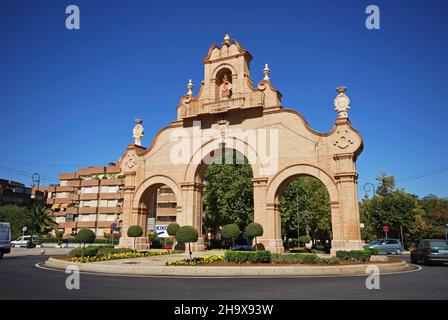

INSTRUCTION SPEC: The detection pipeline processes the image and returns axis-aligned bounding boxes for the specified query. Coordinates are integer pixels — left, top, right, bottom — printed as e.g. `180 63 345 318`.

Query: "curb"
45 257 409 277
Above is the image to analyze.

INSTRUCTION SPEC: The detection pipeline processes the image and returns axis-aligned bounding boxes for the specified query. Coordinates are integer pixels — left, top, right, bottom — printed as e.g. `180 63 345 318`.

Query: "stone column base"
258 238 284 254
331 240 364 256
118 236 150 251
188 237 205 252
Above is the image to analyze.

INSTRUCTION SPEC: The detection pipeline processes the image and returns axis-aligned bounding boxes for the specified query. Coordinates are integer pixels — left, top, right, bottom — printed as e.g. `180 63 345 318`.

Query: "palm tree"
29 206 57 235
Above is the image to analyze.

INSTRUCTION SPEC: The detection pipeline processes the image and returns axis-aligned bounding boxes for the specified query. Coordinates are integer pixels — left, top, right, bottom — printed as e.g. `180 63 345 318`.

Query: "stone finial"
263 63 270 81
223 33 231 45
334 86 350 119
187 79 193 95
132 119 144 146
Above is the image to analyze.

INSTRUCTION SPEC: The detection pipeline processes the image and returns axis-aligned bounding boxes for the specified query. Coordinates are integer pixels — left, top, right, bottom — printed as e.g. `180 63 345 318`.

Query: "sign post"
383 225 389 239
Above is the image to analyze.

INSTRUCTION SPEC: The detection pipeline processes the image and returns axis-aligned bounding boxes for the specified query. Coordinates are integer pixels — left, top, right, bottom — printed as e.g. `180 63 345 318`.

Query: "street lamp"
363 182 375 199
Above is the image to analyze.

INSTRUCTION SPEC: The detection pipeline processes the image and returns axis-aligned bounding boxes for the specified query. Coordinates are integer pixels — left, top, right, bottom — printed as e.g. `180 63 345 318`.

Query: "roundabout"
43 251 415 278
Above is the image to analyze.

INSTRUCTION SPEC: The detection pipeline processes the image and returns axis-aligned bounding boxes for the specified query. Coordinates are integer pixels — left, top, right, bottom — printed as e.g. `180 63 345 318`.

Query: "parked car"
232 244 253 251
363 238 403 254
11 235 39 248
0 222 11 259
411 239 448 265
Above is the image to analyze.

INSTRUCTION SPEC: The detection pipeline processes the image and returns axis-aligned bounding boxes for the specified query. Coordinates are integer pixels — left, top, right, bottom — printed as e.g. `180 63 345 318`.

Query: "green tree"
0 205 31 239
175 225 198 263
279 177 331 246
418 195 448 238
203 150 254 233
127 225 144 251
221 224 240 248
376 172 396 196
360 178 422 248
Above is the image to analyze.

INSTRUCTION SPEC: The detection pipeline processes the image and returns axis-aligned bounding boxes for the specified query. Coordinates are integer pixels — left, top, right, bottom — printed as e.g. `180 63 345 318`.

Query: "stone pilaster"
253 177 284 253
180 182 205 251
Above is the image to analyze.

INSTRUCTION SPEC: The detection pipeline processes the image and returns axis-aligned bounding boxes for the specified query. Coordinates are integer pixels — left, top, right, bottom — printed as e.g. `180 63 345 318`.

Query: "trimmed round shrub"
167 223 180 236
175 226 198 244
245 223 263 250
221 224 240 240
127 225 143 238
75 229 96 245
298 236 311 245
245 222 263 238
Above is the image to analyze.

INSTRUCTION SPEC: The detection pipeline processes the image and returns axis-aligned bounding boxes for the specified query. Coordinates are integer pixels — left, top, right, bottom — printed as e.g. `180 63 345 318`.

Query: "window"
157 202 176 208
157 216 176 222
159 188 174 195
66 214 78 222
82 186 98 194
60 180 68 187
101 186 119 193
81 200 98 207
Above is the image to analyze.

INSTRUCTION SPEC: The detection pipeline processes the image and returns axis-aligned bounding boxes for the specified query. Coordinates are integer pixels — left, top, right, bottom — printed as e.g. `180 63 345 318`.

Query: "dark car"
232 244 253 251
411 239 448 265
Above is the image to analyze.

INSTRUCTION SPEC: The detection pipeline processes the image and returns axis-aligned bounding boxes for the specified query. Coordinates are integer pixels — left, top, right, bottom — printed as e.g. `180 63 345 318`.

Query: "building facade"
42 167 177 237
0 179 46 207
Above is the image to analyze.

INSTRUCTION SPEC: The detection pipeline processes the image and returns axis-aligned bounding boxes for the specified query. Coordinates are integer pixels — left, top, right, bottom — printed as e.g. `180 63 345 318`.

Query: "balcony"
101 178 123 186
98 206 121 214
181 91 264 119
78 207 97 214
79 193 98 200
100 192 123 200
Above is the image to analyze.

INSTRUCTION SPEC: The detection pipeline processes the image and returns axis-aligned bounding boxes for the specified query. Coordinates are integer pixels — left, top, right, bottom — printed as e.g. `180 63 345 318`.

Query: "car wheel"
0 251 3 259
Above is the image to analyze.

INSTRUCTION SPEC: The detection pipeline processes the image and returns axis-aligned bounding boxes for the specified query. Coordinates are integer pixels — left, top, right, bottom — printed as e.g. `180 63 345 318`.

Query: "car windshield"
429 241 448 247
369 240 381 245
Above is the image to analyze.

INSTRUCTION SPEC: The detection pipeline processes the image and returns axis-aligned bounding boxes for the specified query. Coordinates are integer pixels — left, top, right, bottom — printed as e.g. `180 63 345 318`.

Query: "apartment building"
0 178 46 207
42 165 177 237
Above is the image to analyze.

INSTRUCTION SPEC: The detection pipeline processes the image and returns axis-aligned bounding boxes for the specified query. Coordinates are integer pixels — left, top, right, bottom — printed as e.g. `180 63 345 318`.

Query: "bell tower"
176 34 283 120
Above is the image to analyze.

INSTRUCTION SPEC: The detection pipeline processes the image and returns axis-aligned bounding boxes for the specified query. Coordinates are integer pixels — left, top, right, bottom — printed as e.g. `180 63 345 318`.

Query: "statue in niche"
220 73 232 98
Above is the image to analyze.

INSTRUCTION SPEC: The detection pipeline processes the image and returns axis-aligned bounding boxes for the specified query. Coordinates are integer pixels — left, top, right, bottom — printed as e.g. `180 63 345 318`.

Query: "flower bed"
166 255 224 266
165 249 378 266
71 249 182 263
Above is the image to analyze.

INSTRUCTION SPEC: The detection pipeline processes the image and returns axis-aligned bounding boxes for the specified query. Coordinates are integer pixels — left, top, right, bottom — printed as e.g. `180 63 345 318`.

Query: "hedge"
224 250 271 264
96 247 133 257
271 253 340 265
336 249 377 262
38 238 119 245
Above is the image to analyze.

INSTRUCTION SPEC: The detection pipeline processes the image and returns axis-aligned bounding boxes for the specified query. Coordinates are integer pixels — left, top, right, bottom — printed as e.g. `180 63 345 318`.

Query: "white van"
11 235 39 248
0 222 11 259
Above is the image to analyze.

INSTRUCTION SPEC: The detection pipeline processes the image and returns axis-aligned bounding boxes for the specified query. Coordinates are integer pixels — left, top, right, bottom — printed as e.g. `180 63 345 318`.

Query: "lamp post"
296 189 300 243
363 182 375 199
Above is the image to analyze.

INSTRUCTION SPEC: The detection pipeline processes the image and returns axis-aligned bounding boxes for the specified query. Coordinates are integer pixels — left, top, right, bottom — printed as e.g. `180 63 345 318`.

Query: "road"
0 248 447 300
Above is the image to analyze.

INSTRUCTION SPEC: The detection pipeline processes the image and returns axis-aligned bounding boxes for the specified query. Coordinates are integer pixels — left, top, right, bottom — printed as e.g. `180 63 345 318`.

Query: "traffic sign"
383 225 389 233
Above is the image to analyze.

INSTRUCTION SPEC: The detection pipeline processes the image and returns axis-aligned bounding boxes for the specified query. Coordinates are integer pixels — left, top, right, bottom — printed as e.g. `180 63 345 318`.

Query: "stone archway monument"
118 34 364 255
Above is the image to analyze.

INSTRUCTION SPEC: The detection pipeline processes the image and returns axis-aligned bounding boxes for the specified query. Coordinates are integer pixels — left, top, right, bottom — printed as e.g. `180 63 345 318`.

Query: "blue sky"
0 0 447 197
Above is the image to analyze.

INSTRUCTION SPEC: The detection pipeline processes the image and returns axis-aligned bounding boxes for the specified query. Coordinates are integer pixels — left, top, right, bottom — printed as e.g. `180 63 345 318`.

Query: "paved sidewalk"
6 247 71 257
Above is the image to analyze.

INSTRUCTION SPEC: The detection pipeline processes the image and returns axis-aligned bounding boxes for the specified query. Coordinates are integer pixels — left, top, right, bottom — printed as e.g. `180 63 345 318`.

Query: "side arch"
266 164 339 205
133 175 182 209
